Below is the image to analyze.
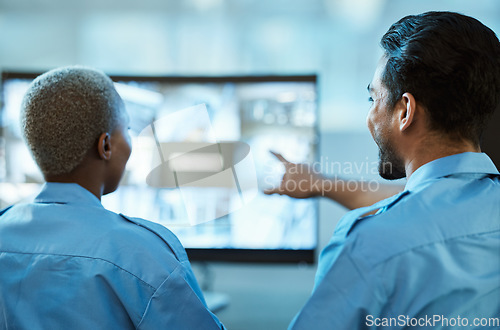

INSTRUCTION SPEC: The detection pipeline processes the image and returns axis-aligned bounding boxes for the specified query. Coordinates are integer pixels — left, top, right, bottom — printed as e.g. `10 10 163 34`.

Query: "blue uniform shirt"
290 152 500 329
0 183 224 329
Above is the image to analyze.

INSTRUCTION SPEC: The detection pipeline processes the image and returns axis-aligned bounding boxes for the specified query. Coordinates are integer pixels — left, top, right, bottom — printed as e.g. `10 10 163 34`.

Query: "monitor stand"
203 291 230 313
198 262 230 313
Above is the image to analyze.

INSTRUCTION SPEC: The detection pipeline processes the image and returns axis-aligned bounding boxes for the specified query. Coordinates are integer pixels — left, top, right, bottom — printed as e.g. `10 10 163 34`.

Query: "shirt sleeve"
289 249 383 330
137 264 224 330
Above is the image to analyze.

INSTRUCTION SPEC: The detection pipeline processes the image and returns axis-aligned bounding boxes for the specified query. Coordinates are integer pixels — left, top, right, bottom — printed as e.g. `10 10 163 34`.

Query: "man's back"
291 153 500 329
0 183 222 329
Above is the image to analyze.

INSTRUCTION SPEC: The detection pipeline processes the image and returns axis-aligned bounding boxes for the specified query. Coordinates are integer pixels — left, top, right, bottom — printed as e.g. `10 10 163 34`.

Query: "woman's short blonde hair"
21 66 124 176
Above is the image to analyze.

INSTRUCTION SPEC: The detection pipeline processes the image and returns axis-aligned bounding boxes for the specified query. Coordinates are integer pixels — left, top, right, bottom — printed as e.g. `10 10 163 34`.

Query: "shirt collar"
34 182 103 208
405 152 499 192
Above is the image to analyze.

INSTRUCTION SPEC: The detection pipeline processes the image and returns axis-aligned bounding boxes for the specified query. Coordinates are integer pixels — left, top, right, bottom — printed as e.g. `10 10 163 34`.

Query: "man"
0 67 224 329
267 11 500 329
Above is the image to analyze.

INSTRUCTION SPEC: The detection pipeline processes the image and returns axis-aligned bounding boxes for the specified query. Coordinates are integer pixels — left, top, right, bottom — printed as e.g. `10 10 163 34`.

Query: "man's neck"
404 138 480 180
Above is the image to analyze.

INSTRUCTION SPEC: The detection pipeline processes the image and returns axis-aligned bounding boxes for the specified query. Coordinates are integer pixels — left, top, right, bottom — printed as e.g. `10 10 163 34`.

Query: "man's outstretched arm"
264 152 404 210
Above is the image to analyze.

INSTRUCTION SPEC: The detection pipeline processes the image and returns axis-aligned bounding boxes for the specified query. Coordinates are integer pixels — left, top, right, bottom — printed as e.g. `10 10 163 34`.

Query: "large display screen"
0 72 318 263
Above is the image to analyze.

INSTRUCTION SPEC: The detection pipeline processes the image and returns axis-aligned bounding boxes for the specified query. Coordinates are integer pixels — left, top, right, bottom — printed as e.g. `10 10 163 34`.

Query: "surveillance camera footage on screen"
0 73 319 263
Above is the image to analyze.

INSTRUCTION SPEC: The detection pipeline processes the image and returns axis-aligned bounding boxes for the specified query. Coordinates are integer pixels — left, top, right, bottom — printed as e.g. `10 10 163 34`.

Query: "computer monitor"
0 72 318 263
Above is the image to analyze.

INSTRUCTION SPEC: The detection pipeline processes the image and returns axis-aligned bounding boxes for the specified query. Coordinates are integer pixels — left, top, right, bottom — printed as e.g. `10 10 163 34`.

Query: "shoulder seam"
373 228 500 268
137 264 183 328
0 250 157 290
119 214 183 261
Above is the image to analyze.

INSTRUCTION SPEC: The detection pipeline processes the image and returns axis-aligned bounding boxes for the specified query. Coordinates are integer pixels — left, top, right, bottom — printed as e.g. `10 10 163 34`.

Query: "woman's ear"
97 133 112 161
399 92 417 132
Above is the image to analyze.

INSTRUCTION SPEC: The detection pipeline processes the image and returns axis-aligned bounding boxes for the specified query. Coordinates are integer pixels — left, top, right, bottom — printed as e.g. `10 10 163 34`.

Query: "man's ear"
97 133 112 161
399 92 417 132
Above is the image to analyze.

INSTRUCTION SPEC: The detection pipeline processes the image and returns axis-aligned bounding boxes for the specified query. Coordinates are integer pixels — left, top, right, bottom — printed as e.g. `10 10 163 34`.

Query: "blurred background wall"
1 0 499 328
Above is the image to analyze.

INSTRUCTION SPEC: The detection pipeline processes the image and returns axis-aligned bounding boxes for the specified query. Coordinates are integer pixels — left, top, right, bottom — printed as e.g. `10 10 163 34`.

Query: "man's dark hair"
380 11 500 145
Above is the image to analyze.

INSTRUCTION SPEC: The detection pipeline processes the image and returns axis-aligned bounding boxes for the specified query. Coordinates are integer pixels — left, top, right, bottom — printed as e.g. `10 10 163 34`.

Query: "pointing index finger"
270 151 290 165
